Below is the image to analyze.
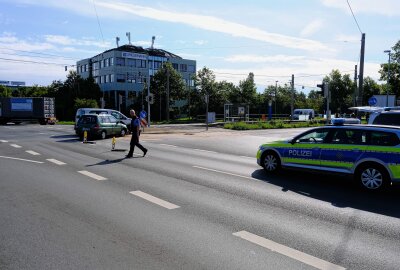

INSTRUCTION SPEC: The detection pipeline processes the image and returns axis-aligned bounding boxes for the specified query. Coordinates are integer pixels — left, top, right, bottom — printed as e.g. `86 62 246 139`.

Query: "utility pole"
166 68 170 122
358 33 365 106
353 65 358 106
275 80 278 117
384 50 392 107
291 74 294 120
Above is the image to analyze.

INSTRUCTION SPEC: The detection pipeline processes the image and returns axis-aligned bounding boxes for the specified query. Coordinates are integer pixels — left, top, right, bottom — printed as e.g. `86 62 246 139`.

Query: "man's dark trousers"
127 134 147 157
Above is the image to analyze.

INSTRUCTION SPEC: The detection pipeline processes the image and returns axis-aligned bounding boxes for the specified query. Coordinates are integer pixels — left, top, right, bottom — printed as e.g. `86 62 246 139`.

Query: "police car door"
319 128 367 173
284 128 329 168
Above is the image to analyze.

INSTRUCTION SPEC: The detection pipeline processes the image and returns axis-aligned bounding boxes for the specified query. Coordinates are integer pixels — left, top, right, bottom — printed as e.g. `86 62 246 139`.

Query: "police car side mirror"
290 139 296 145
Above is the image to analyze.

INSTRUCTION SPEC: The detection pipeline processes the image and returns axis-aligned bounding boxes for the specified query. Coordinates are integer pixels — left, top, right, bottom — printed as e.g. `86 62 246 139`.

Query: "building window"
99 61 103 69
95 77 100 84
127 59 135 67
180 64 187 72
188 65 195 72
148 60 153 69
110 57 114 66
154 61 162 69
105 75 108 83
110 74 114 83
100 76 103 84
117 74 126 83
136 59 146 68
116 57 125 66
127 73 136 83
172 63 179 70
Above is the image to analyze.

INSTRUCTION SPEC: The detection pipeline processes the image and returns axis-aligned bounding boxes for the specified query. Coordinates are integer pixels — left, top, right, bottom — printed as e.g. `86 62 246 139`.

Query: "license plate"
82 128 90 131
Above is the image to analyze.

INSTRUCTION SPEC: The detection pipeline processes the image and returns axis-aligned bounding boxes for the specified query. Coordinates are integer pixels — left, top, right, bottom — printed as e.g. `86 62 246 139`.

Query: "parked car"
292 109 315 120
257 123 400 191
75 114 128 140
368 110 400 126
75 108 131 133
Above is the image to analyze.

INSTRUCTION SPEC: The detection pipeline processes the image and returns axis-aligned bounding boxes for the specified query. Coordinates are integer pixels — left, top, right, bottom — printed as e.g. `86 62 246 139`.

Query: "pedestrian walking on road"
126 109 148 158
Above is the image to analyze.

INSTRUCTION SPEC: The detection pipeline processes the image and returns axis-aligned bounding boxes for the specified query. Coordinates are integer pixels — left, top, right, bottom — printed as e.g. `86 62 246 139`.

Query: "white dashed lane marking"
0 140 8 143
77 170 107 181
0 155 44 164
46 159 66 165
233 231 345 270
193 166 253 180
129 191 180 210
10 144 22 148
26 150 40 156
159 144 178 148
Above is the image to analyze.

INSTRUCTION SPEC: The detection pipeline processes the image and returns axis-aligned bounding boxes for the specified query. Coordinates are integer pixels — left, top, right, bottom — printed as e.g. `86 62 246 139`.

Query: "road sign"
140 110 147 118
368 97 377 106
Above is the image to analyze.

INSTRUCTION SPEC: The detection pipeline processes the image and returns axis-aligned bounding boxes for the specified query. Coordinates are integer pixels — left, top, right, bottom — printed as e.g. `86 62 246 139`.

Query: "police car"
257 120 400 191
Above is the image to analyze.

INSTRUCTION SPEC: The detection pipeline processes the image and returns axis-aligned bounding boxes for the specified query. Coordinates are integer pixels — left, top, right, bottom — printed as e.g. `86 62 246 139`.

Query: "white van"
75 108 131 132
292 109 315 120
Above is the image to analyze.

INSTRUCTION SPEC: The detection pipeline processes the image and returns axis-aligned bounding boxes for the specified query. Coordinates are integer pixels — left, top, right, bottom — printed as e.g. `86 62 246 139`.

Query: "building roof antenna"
126 32 131 45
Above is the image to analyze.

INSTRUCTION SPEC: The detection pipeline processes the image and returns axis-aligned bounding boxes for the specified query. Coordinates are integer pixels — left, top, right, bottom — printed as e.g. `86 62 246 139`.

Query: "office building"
76 44 196 111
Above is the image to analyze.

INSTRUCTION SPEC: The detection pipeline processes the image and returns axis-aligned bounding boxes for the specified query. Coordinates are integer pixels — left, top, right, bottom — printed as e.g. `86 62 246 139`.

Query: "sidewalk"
141 123 224 134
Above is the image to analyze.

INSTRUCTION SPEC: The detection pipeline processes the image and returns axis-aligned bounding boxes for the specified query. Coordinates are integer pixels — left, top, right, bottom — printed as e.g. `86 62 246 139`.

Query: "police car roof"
323 124 400 131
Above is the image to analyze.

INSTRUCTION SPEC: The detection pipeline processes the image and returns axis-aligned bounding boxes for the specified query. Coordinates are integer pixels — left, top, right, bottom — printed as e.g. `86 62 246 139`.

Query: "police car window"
369 131 400 146
295 129 329 143
331 129 366 144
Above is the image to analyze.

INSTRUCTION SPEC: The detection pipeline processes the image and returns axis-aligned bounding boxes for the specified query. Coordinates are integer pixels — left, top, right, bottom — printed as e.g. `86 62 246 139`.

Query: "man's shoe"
143 149 148 157
125 155 133 158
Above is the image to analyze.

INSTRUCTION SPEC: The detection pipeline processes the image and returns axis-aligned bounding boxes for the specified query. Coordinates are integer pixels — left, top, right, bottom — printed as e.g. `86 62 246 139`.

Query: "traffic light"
316 82 329 98
317 83 325 97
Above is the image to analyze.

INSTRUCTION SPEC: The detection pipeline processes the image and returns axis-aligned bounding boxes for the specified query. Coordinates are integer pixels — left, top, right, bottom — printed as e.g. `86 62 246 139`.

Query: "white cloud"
44 35 110 48
300 20 324 37
194 40 208 46
96 1 329 52
321 0 400 16
225 54 306 63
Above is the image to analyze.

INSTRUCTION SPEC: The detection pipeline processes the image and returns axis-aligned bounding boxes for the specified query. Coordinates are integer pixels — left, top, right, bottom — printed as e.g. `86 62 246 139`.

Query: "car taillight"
93 124 100 129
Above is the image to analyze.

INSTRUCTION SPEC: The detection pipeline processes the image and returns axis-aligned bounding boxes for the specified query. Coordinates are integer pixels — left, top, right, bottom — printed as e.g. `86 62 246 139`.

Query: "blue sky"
0 0 399 93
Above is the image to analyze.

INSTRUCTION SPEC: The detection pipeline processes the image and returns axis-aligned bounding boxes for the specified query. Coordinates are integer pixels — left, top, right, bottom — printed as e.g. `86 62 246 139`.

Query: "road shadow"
86 157 131 167
251 169 400 219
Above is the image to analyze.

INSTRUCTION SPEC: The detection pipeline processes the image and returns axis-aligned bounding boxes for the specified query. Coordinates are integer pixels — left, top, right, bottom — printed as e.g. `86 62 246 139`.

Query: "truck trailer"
0 97 56 125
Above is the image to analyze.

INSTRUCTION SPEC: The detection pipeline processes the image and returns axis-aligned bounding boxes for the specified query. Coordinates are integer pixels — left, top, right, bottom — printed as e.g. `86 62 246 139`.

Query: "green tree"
362 77 382 105
324 70 354 113
150 62 186 121
379 40 400 98
0 85 12 97
306 90 324 113
74 98 99 111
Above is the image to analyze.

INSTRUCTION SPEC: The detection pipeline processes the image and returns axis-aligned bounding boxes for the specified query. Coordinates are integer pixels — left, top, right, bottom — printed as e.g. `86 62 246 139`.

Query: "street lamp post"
384 50 392 107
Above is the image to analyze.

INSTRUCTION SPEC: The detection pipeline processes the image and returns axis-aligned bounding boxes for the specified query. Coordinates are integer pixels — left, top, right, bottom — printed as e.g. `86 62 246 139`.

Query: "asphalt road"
0 124 400 270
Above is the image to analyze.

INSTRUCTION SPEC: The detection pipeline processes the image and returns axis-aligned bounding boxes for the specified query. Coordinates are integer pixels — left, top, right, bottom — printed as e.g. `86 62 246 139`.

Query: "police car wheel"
357 163 388 191
262 152 280 173
101 131 107 140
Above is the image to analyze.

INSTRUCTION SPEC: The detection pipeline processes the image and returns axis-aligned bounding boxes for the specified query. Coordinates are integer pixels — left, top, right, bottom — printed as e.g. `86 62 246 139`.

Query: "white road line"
46 159 66 165
0 155 44 164
10 144 22 148
0 140 8 143
77 170 107 181
129 190 180 210
159 144 178 147
193 166 253 180
233 231 345 270
193 148 217 154
26 150 40 156
239 155 256 159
